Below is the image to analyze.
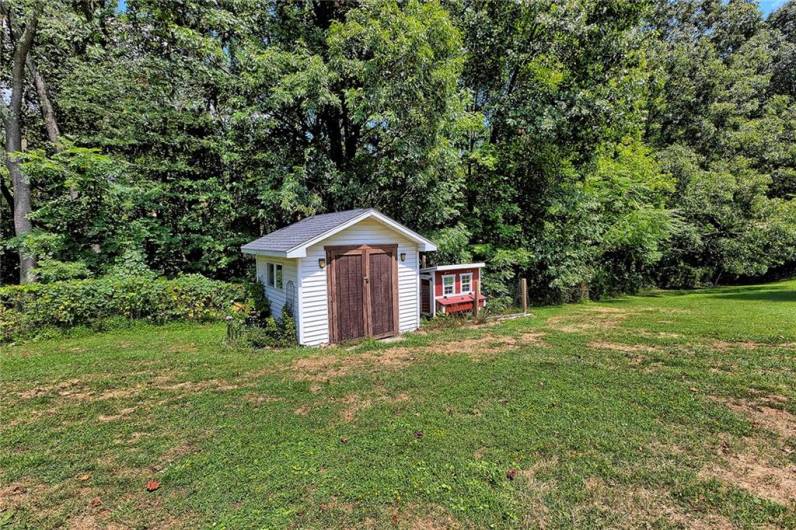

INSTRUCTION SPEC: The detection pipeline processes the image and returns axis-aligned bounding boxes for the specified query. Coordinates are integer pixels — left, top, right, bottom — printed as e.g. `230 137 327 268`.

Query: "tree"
1 0 40 283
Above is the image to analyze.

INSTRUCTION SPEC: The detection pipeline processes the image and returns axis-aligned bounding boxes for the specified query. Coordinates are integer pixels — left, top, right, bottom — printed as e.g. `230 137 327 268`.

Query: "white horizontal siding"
299 218 420 346
255 256 299 342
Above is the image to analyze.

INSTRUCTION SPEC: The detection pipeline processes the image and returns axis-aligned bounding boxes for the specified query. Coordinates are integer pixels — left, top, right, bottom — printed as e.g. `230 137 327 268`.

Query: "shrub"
0 274 245 342
34 258 92 283
245 279 271 323
231 304 298 349
279 305 297 344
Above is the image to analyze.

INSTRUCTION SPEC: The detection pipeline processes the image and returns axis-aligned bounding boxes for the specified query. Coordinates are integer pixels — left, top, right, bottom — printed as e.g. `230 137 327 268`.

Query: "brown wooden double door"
326 244 399 343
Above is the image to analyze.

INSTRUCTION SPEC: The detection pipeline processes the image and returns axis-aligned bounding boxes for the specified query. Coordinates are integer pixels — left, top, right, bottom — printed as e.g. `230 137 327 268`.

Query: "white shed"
241 209 437 346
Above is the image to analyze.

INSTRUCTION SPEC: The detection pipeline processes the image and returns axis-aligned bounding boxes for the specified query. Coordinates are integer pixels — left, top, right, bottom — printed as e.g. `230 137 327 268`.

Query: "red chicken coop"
419 263 486 316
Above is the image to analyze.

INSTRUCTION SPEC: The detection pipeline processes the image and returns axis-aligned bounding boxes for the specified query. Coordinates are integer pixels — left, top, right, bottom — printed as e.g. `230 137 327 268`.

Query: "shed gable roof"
241 208 437 258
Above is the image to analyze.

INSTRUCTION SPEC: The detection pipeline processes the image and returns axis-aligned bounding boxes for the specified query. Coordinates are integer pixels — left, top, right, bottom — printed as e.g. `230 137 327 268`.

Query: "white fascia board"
420 262 486 273
241 248 289 258
285 209 438 257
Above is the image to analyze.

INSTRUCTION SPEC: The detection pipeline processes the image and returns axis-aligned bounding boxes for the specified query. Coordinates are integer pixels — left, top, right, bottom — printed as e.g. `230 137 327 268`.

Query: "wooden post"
520 278 528 314
473 278 480 320
226 316 235 341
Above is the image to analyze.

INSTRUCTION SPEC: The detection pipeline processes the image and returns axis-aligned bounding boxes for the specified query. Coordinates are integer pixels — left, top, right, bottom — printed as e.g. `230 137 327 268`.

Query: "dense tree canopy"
1 0 795 302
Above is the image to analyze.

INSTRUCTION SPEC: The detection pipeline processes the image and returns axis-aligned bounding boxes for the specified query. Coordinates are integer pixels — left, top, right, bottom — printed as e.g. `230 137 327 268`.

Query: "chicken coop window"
442 275 455 296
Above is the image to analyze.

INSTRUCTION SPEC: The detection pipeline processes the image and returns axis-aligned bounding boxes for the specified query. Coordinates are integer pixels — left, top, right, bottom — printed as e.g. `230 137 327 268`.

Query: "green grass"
1 280 795 529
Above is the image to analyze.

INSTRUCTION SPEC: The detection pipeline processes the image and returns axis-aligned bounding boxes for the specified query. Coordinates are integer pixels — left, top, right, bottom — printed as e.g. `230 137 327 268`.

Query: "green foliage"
237 303 297 349
2 0 796 301
33 258 92 283
0 274 244 342
107 248 156 280
429 223 472 265
656 145 796 287
279 305 297 345
245 279 271 323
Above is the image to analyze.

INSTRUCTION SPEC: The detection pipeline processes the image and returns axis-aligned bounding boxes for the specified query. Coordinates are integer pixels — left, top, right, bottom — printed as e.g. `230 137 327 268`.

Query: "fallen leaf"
89 497 102 508
506 468 517 481
78 474 91 482
414 431 423 439
339 437 349 445
146 479 160 492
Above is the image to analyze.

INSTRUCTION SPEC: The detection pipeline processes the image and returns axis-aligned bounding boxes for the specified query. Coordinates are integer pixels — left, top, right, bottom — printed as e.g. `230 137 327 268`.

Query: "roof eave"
420 262 486 273
240 247 289 258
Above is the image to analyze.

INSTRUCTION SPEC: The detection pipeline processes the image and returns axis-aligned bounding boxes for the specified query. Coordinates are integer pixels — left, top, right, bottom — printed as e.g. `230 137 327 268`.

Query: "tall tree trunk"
27 56 60 146
3 6 40 283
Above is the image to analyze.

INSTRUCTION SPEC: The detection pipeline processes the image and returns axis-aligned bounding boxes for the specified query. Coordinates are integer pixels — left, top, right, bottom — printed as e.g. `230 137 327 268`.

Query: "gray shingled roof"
241 208 370 254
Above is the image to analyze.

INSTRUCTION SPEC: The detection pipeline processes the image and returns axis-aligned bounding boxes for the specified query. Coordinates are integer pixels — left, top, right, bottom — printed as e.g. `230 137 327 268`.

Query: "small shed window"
266 263 275 287
460 273 473 294
442 274 455 296
275 264 283 289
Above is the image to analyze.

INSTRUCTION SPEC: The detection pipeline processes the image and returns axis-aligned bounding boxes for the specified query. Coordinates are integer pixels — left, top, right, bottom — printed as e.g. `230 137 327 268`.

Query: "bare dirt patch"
427 335 520 359
583 480 733 529
289 332 549 382
290 348 418 382
387 504 460 530
547 308 634 333
722 397 795 439
156 379 240 393
96 386 143 400
293 404 311 416
98 406 138 422
514 458 557 528
337 391 410 422
702 396 796 506
68 512 128 530
17 379 89 400
16 374 240 407
0 481 40 510
159 441 200 470
338 393 373 422
710 340 762 352
243 393 283 406
319 496 355 514
637 330 683 339
702 445 796 506
588 341 660 354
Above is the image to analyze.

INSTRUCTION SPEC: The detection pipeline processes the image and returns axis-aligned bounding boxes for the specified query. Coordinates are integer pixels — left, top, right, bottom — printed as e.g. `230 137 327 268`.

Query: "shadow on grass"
705 290 796 303
624 280 796 300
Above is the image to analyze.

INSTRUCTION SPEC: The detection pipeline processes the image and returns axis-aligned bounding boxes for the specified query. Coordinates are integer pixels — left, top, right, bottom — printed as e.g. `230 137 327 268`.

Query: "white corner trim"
296 257 304 345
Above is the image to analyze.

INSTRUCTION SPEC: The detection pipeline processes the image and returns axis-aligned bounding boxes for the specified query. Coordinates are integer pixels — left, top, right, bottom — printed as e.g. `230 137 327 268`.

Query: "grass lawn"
1 280 795 529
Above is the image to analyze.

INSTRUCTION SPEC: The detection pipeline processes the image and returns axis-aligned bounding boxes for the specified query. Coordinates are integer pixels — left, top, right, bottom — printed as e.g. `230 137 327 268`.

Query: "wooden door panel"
333 253 366 342
368 251 395 337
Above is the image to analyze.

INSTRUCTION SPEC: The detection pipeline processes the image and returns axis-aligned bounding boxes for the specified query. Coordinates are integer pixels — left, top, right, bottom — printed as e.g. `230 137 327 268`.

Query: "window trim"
460 272 473 294
275 263 283 289
442 274 456 296
266 263 275 287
